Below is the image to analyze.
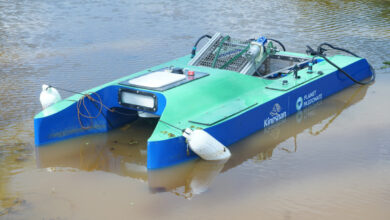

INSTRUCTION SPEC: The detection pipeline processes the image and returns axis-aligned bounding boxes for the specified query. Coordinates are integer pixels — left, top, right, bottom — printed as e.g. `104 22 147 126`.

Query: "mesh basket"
192 35 252 72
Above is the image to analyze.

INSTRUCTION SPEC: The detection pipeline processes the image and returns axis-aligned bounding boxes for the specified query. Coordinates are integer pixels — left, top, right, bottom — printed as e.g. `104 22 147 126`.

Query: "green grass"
381 61 390 69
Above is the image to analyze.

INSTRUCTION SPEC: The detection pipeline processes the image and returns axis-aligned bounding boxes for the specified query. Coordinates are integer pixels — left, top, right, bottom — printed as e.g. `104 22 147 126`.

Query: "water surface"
1 0 390 219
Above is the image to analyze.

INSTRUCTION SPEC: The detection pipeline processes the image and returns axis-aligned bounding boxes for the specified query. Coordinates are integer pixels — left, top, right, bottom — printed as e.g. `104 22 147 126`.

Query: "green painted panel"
189 99 258 126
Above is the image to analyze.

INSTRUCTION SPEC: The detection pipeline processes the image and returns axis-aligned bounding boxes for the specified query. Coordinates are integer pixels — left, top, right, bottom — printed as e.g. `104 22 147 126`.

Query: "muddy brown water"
1 0 390 219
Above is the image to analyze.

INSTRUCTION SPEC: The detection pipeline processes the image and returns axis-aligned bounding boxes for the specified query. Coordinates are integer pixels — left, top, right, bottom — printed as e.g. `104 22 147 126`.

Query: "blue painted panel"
35 85 167 146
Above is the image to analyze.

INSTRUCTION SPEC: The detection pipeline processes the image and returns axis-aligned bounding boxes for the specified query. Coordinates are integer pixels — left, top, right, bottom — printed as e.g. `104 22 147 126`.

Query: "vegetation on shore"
382 61 390 69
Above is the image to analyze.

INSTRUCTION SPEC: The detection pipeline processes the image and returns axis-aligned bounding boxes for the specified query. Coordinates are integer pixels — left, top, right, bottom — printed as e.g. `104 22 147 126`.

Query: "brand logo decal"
264 103 287 127
296 90 323 111
296 97 303 111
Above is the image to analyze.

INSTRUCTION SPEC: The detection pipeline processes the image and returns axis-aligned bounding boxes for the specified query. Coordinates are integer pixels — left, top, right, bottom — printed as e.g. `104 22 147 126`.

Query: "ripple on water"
0 0 390 219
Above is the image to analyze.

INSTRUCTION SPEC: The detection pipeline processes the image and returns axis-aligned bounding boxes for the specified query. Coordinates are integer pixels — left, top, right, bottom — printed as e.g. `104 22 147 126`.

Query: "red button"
188 70 195 76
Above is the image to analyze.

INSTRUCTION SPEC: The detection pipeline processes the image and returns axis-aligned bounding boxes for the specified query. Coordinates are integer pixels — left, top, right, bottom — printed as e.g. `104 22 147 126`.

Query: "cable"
319 55 375 85
48 85 84 95
191 34 212 58
47 85 136 129
268 38 286 51
306 43 375 85
317 42 359 57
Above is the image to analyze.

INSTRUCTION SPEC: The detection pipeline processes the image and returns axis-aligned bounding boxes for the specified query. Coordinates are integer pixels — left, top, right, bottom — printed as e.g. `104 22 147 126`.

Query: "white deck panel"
128 71 186 88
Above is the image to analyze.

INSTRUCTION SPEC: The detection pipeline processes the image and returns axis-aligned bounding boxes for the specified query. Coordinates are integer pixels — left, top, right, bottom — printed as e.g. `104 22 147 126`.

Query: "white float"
182 128 231 161
40 84 62 109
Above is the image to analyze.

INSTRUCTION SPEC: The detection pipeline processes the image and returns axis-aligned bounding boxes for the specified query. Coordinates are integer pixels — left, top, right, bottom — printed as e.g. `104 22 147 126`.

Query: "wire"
306 43 375 85
319 55 375 85
268 38 286 51
48 85 136 129
317 42 359 57
48 85 84 95
48 85 184 133
191 34 212 58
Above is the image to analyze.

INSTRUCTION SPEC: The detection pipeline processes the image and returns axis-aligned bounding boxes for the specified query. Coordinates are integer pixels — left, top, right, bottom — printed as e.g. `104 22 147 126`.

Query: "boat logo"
296 97 303 111
264 103 287 127
270 103 281 116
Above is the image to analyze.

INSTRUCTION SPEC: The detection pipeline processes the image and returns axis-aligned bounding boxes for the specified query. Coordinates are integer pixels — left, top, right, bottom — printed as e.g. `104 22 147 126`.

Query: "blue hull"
34 57 373 170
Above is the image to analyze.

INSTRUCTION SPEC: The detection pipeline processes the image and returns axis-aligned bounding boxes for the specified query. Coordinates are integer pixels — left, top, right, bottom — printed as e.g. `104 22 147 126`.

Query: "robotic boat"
34 33 374 169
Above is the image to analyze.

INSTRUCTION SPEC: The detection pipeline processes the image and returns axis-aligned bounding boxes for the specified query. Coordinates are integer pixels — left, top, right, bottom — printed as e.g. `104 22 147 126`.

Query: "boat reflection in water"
35 84 368 198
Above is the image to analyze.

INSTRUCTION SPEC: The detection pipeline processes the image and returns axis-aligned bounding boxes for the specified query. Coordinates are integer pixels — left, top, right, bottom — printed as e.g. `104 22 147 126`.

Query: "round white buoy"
40 84 62 109
182 128 231 161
